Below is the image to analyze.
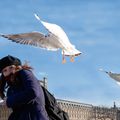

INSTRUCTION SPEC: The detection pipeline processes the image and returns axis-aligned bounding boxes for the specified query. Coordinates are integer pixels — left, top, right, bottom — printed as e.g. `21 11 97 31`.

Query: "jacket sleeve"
6 70 40 108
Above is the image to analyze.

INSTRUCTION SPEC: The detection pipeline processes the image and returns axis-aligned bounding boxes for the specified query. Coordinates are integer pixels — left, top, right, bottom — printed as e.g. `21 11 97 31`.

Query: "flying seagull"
99 69 120 85
0 14 81 63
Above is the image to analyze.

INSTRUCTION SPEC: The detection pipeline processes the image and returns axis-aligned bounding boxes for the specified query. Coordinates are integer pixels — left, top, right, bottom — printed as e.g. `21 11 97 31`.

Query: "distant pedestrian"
0 55 49 120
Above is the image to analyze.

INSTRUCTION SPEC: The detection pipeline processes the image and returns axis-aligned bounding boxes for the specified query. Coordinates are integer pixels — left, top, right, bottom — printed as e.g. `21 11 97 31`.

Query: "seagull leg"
62 51 66 64
70 56 75 62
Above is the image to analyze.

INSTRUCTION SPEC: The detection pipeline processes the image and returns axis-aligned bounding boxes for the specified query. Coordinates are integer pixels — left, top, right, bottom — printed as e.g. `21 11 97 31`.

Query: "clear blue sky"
0 0 120 107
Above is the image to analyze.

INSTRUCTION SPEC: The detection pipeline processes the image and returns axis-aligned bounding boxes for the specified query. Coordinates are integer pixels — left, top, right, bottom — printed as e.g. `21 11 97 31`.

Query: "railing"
57 99 93 120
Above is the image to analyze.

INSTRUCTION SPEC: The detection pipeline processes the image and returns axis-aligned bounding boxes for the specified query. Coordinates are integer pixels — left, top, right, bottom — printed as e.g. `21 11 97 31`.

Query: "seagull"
0 14 81 63
99 68 120 85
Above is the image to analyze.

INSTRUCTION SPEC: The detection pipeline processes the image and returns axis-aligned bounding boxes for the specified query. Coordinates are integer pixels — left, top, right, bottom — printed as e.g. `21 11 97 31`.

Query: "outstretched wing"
108 72 120 82
0 32 60 51
34 14 81 56
99 69 120 83
34 14 69 42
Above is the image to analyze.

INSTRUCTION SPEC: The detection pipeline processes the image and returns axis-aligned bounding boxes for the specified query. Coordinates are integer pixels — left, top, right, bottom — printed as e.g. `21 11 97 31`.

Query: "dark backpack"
41 86 69 120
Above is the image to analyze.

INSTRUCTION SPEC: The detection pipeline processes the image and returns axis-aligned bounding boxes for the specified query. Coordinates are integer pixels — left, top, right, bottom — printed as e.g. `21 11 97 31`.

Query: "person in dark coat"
0 55 49 120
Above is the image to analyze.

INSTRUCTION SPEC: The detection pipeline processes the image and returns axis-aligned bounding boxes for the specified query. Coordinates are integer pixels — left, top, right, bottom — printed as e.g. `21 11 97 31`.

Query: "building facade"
57 99 120 120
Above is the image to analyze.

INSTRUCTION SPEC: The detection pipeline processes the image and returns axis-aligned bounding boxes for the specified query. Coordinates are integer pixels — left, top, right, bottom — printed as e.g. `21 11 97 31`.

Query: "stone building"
0 105 11 120
57 99 93 120
57 99 120 120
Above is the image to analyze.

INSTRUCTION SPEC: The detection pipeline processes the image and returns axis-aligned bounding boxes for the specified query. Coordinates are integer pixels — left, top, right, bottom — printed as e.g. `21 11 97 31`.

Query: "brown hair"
0 63 33 99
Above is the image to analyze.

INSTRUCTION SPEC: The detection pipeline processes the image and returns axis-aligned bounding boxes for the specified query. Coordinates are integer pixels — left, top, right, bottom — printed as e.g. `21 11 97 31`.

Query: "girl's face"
2 65 16 77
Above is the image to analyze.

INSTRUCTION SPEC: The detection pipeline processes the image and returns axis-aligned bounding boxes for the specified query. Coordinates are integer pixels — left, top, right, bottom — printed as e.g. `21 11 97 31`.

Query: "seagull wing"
108 72 120 82
0 32 60 51
100 69 120 83
34 14 81 56
34 14 69 42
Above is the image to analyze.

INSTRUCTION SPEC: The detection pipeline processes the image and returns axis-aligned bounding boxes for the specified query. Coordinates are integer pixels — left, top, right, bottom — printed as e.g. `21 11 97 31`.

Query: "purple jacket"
6 69 49 120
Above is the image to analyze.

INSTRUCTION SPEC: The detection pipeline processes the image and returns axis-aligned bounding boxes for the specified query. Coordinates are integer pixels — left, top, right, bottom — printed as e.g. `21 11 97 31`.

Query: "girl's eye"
2 69 7 73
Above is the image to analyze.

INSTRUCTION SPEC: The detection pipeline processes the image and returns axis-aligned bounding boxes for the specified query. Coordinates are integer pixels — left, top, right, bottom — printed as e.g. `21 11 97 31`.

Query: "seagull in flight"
0 14 81 63
99 68 120 85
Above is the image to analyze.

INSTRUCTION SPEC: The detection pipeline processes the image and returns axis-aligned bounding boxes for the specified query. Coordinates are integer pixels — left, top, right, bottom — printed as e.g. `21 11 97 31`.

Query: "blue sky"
0 0 120 107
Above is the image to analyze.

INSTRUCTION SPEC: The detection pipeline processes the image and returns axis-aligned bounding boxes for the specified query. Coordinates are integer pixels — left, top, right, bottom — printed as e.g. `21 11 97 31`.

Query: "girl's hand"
1 97 7 105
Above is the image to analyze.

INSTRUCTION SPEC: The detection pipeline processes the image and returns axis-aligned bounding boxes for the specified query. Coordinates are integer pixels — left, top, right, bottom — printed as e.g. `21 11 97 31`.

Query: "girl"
0 55 49 120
